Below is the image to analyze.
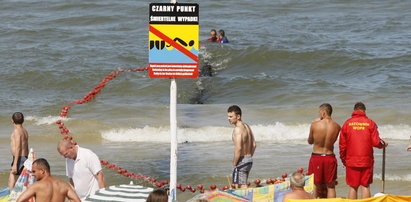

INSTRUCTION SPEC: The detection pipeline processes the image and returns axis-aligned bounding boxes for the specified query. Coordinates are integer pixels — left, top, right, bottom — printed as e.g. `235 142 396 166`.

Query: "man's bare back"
17 158 80 202
232 123 256 157
10 126 29 158
27 177 78 202
307 104 340 199
283 189 314 201
308 118 340 154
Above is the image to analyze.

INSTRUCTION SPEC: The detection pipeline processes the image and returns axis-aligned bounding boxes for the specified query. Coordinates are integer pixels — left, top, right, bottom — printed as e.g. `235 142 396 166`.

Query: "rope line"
54 65 306 194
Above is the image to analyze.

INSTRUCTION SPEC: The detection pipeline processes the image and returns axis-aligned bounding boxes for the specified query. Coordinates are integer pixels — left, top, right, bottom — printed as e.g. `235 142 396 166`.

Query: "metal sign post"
170 2 177 202
169 78 177 201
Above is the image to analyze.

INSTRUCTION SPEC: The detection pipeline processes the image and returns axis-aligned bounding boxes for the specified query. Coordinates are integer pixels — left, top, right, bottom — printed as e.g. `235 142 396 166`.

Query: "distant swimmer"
217 29 229 43
307 103 340 198
339 102 388 199
227 105 256 188
282 172 314 201
207 29 218 42
407 144 411 151
9 112 29 192
16 158 81 202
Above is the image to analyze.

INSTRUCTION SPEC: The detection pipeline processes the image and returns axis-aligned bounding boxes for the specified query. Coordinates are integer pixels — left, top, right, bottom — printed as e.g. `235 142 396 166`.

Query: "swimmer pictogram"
149 37 195 50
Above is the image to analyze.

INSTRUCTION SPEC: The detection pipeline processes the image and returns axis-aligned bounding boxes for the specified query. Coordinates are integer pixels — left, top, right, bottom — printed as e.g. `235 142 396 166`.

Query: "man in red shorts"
307 103 340 198
339 102 388 199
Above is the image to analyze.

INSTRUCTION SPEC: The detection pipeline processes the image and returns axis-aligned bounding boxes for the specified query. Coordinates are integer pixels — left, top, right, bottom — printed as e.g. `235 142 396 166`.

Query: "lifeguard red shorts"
346 166 373 187
308 153 337 185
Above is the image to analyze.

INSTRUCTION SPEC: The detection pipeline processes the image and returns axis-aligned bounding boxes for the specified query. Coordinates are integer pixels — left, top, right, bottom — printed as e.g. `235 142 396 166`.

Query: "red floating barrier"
56 120 61 124
185 185 192 190
254 179 261 185
266 179 272 184
191 188 196 193
210 184 216 190
282 173 288 179
177 184 182 189
297 168 304 173
197 184 203 190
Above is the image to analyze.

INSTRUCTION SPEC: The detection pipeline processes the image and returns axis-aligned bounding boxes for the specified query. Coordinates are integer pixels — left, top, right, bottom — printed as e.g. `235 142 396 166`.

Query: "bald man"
283 172 314 201
58 139 105 200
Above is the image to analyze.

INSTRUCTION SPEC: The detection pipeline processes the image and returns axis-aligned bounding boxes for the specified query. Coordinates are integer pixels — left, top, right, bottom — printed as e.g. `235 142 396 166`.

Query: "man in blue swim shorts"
227 105 257 188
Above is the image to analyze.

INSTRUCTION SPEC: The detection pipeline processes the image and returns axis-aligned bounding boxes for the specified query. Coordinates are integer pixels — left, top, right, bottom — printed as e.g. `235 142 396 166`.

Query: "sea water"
1 0 411 201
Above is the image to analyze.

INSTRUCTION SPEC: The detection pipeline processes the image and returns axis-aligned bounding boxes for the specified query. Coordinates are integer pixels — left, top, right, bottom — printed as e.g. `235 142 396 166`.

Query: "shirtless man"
16 158 80 202
227 105 256 188
307 103 340 198
9 112 29 191
282 172 314 201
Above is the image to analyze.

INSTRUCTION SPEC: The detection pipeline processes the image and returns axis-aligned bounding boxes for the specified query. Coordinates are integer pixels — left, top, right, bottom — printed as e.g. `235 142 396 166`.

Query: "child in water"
217 29 229 43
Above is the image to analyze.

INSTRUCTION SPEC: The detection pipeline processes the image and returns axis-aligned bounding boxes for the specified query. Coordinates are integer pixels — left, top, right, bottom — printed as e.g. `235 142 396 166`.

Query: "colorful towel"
189 190 249 202
189 174 314 202
286 194 411 202
230 174 314 202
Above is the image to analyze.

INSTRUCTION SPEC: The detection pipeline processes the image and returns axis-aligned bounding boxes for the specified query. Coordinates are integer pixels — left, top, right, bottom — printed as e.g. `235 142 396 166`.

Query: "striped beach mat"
84 184 153 202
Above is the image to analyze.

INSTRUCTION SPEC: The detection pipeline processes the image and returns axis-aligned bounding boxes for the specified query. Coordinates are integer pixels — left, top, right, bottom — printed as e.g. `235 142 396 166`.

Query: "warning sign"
148 3 199 78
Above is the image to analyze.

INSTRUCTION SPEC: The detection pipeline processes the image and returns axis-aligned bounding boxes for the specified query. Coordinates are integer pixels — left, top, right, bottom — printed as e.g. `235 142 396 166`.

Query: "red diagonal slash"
149 25 198 63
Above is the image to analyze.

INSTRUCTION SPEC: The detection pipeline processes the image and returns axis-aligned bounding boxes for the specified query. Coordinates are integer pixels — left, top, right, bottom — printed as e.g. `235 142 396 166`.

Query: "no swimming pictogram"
148 3 199 78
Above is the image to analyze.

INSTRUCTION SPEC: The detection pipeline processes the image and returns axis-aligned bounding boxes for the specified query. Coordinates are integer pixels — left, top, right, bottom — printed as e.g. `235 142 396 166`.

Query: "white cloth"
66 145 102 200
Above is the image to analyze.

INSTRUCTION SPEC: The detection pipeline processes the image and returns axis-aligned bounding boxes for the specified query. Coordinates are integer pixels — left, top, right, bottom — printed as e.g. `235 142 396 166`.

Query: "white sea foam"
374 173 411 182
101 122 411 143
25 115 71 125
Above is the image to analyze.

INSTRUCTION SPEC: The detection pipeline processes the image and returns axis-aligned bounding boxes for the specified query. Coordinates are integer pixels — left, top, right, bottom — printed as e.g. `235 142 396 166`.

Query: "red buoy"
254 179 261 185
210 184 216 190
297 168 304 173
282 173 288 179
197 184 203 190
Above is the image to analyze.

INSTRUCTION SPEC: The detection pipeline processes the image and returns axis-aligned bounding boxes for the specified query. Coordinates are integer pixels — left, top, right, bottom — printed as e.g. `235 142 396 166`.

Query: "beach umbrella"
84 183 153 202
